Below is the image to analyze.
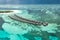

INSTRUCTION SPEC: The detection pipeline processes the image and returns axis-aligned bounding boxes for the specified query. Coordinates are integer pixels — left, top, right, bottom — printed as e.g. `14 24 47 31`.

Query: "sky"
0 0 60 4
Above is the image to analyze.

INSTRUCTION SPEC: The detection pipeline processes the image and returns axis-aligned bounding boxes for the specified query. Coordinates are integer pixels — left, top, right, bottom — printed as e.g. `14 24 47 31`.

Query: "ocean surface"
0 5 60 40
0 0 60 4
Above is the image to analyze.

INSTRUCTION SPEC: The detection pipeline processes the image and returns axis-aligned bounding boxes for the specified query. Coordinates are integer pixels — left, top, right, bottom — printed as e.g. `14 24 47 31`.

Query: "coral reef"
0 8 60 40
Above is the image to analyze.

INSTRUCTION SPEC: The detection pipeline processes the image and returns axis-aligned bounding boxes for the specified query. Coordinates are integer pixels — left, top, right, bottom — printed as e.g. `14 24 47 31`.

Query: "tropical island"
0 10 13 13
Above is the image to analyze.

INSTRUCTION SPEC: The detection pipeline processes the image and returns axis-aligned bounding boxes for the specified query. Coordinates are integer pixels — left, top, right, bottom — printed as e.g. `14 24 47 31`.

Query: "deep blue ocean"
0 0 60 4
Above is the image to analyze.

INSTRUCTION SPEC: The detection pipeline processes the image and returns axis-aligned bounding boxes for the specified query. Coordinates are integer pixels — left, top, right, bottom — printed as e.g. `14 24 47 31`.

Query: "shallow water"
0 5 60 40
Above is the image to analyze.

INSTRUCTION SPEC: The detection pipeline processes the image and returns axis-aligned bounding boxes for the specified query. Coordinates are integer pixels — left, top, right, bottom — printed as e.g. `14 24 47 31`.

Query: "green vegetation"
0 11 13 13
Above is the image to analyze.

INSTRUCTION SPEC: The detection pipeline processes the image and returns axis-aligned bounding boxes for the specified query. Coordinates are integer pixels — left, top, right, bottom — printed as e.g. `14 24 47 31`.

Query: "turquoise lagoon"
0 5 60 40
